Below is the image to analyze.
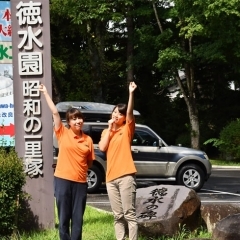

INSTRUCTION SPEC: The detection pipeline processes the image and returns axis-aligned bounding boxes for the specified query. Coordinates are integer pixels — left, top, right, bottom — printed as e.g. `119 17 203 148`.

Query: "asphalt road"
199 167 240 203
86 167 240 212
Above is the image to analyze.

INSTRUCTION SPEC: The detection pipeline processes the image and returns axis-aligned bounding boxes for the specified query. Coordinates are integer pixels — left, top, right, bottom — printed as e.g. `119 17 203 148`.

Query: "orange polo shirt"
101 118 137 182
54 123 95 183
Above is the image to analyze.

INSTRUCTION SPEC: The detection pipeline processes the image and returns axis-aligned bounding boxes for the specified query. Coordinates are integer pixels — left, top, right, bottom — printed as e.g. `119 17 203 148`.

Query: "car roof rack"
56 101 141 122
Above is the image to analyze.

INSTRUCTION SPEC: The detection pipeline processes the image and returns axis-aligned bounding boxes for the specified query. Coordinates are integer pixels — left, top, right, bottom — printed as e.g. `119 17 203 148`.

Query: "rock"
201 203 240 232
136 184 201 238
212 213 240 240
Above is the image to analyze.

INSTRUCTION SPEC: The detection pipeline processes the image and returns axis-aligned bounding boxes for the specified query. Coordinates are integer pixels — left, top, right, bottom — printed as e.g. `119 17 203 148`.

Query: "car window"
91 125 107 144
82 125 90 135
132 130 158 146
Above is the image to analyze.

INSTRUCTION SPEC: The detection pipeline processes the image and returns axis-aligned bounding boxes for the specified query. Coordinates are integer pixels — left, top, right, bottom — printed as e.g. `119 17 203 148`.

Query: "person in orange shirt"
39 84 95 240
99 82 138 240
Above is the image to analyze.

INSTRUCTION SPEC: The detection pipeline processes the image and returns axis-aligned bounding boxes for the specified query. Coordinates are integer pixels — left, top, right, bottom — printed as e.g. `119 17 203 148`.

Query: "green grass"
82 208 115 240
4 158 237 240
7 206 211 240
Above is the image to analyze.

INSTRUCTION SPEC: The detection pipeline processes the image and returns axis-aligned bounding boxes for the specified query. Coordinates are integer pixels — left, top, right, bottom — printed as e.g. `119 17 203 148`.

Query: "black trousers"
54 177 87 240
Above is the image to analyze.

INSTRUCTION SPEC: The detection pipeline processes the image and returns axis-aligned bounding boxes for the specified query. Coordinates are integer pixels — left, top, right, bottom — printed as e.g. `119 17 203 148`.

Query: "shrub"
204 119 240 160
0 147 27 237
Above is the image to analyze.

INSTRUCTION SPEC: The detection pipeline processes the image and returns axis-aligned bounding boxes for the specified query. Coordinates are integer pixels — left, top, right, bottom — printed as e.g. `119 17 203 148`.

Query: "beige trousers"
106 175 138 240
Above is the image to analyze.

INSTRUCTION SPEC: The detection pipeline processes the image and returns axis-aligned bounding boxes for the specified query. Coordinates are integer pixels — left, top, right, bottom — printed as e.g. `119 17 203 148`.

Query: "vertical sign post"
11 0 54 229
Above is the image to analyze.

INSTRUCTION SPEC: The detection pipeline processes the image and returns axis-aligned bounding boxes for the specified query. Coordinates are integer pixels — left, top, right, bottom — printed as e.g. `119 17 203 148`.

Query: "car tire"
177 164 205 191
87 165 103 193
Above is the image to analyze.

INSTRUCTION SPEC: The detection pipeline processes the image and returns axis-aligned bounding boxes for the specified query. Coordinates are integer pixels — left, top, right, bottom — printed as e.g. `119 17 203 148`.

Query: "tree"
151 0 240 149
49 0 240 152
50 0 140 102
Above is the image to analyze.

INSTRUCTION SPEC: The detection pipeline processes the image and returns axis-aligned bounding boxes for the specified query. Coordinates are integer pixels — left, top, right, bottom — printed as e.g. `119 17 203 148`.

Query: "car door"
131 127 169 177
89 124 107 161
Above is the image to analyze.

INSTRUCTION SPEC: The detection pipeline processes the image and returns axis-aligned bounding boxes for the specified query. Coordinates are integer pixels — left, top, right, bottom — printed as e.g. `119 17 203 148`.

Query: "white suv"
53 102 212 193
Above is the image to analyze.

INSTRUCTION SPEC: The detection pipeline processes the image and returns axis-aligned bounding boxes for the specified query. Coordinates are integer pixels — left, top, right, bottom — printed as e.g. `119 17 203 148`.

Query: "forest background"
49 0 240 158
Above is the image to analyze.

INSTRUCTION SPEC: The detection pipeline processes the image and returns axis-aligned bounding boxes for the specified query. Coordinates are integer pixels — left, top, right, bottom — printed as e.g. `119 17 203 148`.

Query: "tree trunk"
187 99 200 149
175 65 200 149
126 6 134 84
152 2 200 149
183 38 200 149
87 21 104 102
52 74 61 104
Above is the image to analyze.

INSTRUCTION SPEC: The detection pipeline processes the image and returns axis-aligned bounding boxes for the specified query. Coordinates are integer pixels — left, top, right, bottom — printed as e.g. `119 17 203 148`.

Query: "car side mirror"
132 138 138 145
159 139 163 147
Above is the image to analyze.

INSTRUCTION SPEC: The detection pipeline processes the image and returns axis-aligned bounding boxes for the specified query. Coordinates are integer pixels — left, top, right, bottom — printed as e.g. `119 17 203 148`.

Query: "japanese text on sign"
16 1 44 176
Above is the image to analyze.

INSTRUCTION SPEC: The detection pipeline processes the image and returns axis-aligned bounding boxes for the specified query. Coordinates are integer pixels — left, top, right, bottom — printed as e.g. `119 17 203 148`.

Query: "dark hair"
66 108 84 122
112 103 127 116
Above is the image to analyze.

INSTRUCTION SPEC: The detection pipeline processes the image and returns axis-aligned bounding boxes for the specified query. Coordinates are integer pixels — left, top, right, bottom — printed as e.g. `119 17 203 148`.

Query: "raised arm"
98 119 114 152
39 84 61 130
126 82 137 121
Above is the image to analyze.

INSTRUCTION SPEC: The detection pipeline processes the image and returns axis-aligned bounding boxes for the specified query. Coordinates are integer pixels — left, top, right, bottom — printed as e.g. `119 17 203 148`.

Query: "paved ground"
87 166 240 212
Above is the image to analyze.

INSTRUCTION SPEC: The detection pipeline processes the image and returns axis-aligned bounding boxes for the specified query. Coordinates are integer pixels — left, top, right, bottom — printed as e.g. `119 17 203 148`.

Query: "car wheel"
87 165 103 193
177 164 205 191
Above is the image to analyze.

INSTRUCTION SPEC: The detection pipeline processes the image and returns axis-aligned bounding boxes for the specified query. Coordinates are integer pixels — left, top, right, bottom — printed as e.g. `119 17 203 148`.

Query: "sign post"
11 0 54 229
